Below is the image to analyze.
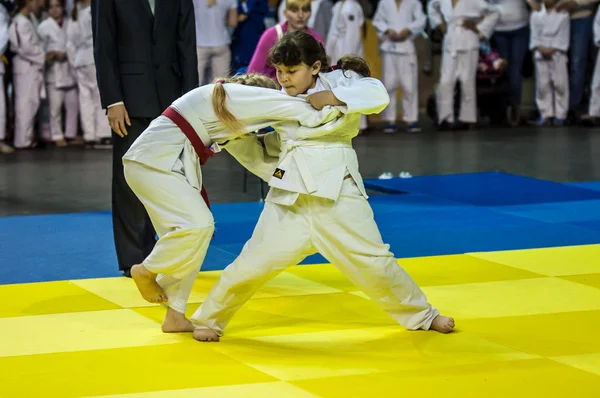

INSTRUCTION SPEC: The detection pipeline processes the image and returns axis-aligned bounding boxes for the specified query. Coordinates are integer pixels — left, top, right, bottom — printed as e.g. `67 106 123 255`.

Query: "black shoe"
452 121 470 131
122 269 132 278
94 138 113 149
438 121 453 131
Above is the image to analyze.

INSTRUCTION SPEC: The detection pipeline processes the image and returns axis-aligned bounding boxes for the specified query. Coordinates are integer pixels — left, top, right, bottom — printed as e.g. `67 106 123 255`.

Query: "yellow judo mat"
2 244 600 397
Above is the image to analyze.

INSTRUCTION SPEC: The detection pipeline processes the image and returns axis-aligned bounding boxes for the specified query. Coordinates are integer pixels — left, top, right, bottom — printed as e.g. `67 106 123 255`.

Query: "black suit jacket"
91 0 198 118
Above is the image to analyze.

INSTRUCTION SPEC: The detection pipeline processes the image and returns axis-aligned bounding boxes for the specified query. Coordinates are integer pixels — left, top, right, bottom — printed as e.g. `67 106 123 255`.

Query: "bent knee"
180 220 215 237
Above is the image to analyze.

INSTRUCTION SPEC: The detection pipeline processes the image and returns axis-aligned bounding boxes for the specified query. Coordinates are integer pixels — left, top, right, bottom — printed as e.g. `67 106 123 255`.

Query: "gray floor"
2 124 600 217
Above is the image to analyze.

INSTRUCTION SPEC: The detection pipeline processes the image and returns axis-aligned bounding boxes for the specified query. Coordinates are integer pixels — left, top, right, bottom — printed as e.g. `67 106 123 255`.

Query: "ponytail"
332 55 371 78
211 74 278 135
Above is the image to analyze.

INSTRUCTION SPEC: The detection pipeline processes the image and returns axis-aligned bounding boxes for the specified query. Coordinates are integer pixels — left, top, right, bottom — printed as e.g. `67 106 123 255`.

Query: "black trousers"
111 117 156 272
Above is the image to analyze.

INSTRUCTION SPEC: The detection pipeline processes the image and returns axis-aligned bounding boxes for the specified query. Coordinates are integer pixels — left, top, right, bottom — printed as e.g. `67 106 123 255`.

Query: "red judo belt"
161 106 213 210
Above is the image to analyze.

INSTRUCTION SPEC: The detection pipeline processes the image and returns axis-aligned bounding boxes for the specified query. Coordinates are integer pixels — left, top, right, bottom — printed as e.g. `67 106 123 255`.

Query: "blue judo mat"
363 171 600 206
2 172 600 285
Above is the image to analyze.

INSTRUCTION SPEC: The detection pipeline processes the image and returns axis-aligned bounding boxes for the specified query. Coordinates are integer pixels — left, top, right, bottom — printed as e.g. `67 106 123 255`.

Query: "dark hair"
267 30 371 78
72 0 86 20
46 0 66 16
13 0 30 16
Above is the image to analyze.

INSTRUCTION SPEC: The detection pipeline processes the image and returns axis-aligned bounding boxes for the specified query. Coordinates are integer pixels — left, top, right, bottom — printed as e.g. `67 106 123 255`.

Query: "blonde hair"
286 0 311 10
212 74 278 135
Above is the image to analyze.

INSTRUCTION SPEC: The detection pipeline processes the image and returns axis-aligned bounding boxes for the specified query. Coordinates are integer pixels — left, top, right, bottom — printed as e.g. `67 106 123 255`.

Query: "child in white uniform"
67 0 111 146
373 0 426 133
530 0 570 125
587 7 600 121
124 74 341 332
0 2 11 153
9 0 45 149
191 31 455 342
428 0 500 129
38 0 78 147
326 0 368 133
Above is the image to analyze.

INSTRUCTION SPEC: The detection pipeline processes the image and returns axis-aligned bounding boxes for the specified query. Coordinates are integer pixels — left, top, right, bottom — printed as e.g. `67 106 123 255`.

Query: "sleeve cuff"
107 101 124 108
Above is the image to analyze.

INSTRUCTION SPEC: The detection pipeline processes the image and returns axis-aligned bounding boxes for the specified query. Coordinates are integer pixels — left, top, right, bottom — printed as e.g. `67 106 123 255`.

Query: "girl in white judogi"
373 0 426 133
38 0 78 147
326 0 368 133
9 0 45 149
587 8 600 120
530 1 570 125
428 0 500 128
326 0 364 68
124 74 341 332
67 0 111 146
0 2 12 154
191 31 455 342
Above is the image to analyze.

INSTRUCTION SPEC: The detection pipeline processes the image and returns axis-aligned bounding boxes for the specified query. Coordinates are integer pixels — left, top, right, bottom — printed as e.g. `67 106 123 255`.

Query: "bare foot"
193 328 220 342
55 139 68 148
161 307 195 333
130 263 168 304
430 315 455 333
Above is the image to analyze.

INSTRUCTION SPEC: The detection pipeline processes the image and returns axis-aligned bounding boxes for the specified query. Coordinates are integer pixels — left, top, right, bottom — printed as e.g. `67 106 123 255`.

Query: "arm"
595 9 600 45
74 9 95 48
66 17 81 49
556 0 598 12
0 8 10 56
12 19 45 65
92 0 124 108
224 132 281 182
557 13 571 52
37 26 55 61
246 29 274 74
177 0 199 94
476 2 500 39
408 1 427 39
328 71 390 115
227 4 239 28
65 21 76 65
222 84 342 127
427 0 444 30
529 12 542 51
372 1 390 40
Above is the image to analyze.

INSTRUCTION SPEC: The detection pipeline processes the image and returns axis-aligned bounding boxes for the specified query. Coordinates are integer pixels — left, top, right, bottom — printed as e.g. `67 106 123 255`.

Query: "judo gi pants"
437 49 478 124
0 75 5 141
13 69 43 149
124 160 214 313
45 84 78 142
191 178 439 335
113 118 156 272
75 65 111 142
535 52 569 120
589 51 600 117
381 52 419 123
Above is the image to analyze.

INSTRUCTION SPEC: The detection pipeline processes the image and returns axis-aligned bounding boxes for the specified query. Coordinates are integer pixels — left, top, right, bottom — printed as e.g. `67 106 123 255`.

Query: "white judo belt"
279 139 352 194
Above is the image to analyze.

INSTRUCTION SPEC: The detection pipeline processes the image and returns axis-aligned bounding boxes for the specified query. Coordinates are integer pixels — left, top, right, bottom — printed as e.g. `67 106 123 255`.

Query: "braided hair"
211 74 278 135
